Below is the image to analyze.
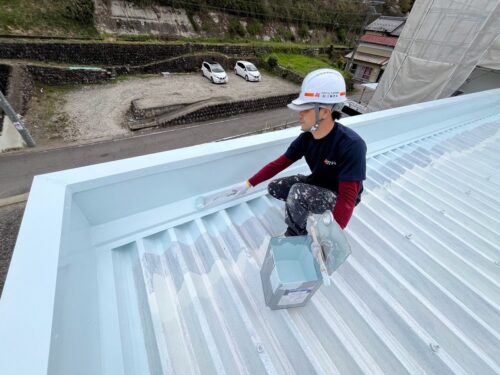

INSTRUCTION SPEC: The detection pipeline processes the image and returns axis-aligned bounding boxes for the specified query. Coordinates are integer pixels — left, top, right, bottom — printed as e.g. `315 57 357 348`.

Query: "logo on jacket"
324 159 337 166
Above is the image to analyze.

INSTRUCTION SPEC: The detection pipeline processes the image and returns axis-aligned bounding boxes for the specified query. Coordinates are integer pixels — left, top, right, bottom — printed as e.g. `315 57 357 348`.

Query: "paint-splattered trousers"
268 175 337 236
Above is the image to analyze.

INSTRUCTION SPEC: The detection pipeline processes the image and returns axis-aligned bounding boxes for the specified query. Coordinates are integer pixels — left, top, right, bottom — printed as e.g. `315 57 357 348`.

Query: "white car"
201 61 228 84
234 61 261 82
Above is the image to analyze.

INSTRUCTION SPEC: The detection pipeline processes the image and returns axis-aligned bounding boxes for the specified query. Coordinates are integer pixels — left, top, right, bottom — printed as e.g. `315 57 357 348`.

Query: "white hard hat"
288 68 347 111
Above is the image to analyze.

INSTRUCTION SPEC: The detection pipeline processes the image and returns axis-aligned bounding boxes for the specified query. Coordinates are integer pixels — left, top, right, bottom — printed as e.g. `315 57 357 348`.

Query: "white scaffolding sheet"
368 0 500 111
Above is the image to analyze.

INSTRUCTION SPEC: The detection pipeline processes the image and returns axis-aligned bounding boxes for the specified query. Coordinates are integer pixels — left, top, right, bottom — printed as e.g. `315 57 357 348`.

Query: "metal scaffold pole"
0 90 36 148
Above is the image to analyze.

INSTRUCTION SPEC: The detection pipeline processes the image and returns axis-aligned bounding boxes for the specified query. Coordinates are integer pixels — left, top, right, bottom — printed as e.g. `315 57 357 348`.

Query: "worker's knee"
287 183 335 213
268 175 304 201
267 179 287 200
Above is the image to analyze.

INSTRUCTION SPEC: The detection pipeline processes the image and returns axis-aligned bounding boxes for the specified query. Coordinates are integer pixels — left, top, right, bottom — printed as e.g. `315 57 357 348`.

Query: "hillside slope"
1 0 413 41
0 0 98 37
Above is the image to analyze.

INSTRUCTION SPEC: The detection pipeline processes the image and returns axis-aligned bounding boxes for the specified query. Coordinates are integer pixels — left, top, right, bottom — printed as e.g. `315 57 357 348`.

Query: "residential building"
346 16 406 83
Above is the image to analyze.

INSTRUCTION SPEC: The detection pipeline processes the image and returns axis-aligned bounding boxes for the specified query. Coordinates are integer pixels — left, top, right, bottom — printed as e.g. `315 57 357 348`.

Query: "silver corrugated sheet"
111 116 500 374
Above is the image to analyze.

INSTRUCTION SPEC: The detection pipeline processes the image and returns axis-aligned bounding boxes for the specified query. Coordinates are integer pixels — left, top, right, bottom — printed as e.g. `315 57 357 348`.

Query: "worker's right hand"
231 180 251 196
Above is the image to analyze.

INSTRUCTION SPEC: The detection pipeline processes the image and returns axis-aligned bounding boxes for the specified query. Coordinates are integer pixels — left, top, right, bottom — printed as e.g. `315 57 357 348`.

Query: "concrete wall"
0 118 25 152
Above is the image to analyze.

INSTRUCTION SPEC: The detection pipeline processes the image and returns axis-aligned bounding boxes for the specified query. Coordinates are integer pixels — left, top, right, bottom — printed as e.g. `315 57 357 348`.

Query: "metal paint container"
260 236 323 310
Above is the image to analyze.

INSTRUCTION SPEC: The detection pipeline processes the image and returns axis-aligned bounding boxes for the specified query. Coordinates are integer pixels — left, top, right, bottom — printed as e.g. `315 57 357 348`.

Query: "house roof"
365 16 407 35
1 89 500 374
360 34 399 47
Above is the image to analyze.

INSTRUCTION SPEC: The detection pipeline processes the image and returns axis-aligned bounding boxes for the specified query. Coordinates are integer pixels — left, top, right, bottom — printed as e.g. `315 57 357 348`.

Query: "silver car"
234 60 261 82
201 61 228 84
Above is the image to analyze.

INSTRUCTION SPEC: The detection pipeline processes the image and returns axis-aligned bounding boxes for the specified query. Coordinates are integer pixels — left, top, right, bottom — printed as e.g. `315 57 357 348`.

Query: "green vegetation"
0 0 98 37
266 53 353 90
275 26 295 42
175 38 334 49
267 54 278 69
267 53 334 76
246 20 263 37
298 24 309 40
227 19 246 38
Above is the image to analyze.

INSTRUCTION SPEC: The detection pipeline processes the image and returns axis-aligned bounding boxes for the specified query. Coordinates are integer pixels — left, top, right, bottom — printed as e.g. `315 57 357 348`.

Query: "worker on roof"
236 68 367 235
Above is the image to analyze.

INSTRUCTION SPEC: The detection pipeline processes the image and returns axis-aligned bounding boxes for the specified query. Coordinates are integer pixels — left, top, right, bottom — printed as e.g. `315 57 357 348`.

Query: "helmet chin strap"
309 103 321 133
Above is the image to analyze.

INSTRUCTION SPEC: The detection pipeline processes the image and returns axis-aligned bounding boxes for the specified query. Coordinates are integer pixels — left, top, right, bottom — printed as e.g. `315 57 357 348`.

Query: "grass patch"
266 53 353 90
267 53 334 76
0 0 98 37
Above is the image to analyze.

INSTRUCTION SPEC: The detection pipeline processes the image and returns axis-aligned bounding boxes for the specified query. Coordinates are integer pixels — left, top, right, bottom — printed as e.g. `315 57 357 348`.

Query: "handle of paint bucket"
309 227 331 286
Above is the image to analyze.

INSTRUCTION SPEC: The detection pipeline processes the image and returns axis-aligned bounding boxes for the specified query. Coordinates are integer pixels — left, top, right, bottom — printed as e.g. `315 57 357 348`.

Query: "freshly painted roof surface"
360 34 399 47
125 101 500 375
0 89 499 375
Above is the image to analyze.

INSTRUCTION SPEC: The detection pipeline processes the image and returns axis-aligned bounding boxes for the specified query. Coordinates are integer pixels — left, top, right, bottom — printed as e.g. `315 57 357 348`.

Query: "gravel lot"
62 72 299 142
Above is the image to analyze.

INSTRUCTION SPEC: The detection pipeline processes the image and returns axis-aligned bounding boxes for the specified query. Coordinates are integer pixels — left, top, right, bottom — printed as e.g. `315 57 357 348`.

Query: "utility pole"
345 1 383 73
0 91 36 148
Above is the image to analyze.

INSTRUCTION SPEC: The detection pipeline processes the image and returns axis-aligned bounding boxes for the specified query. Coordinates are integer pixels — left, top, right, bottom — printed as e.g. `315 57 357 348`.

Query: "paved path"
0 107 298 199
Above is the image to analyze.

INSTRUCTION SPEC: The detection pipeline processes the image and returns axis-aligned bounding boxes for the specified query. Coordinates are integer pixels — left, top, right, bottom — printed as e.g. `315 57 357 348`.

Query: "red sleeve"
333 181 361 229
248 155 294 187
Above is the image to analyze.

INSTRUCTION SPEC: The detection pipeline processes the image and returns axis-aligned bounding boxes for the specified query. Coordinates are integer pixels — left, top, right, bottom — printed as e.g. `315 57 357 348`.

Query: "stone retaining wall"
130 92 299 130
7 66 34 115
124 53 261 75
268 65 304 84
0 65 9 127
0 65 34 132
0 65 9 95
0 41 335 66
27 66 112 85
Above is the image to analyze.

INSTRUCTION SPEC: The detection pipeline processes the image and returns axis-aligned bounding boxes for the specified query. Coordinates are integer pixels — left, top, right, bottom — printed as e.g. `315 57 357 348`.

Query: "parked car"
201 61 228 84
234 61 261 82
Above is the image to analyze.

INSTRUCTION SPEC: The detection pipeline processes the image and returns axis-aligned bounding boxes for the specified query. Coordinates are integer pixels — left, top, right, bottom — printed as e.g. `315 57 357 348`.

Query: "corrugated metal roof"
2 89 500 375
116 114 500 374
365 16 407 34
360 34 399 47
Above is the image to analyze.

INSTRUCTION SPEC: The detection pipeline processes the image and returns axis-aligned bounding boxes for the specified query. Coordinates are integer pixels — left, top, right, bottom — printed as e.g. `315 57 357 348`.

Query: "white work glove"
231 180 251 196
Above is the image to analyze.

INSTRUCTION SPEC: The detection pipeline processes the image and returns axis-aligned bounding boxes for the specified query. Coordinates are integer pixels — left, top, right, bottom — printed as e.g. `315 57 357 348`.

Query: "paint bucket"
260 235 323 310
